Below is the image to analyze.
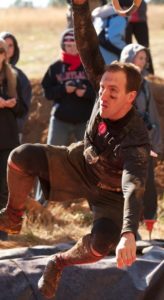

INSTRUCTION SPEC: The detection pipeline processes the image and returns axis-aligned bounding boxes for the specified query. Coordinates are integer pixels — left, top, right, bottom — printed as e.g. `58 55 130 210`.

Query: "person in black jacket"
42 28 95 147
0 38 26 240
0 1 149 298
0 32 32 143
35 28 95 204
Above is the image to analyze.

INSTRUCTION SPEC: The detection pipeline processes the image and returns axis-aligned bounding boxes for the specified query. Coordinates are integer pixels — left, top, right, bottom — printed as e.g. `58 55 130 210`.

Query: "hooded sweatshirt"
42 28 95 124
120 43 162 154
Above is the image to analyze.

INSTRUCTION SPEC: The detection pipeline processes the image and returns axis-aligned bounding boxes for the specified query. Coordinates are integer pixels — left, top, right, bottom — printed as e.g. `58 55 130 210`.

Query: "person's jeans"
35 116 87 204
47 116 86 145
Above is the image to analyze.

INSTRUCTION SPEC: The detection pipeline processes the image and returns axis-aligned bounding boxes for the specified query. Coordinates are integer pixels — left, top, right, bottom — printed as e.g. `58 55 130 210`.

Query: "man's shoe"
0 208 23 234
38 256 62 299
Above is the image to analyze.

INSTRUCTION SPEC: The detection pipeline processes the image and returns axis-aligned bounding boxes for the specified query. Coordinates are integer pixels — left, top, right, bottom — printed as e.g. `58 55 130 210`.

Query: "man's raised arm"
72 0 105 92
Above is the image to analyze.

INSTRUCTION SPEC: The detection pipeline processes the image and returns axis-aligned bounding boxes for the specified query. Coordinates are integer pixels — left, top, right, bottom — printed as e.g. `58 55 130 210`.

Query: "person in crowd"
121 0 154 74
0 32 32 142
120 43 162 225
92 2 127 64
0 38 26 240
41 28 95 147
35 27 95 204
0 0 150 298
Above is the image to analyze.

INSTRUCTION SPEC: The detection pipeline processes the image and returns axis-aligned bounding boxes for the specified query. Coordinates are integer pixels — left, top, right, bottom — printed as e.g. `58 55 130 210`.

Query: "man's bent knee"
8 144 34 171
91 218 120 255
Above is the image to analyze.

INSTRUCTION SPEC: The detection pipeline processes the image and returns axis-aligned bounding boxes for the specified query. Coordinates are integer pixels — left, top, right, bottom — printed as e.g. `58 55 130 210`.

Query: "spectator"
35 28 95 204
0 32 32 143
120 43 162 224
0 38 26 240
92 3 127 64
121 0 154 74
42 28 95 147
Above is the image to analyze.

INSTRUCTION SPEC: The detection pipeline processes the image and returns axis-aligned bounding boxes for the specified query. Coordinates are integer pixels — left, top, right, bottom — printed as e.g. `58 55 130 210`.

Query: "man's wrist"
121 232 135 239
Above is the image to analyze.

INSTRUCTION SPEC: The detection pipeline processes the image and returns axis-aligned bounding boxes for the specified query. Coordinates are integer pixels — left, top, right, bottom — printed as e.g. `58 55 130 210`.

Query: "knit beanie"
0 38 8 54
60 28 75 51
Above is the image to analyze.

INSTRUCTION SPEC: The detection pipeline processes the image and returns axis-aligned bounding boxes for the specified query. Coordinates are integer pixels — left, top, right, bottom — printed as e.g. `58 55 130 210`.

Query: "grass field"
0 4 164 79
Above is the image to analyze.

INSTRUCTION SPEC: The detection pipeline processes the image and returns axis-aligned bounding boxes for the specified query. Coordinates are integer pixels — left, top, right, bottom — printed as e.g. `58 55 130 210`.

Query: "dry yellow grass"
0 7 67 78
0 4 163 78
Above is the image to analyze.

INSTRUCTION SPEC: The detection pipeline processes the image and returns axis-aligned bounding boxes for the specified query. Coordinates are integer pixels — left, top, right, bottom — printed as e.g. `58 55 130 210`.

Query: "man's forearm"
121 193 142 236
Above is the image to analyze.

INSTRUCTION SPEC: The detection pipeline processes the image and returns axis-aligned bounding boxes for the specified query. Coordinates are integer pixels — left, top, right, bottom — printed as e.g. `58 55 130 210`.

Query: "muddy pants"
10 142 124 251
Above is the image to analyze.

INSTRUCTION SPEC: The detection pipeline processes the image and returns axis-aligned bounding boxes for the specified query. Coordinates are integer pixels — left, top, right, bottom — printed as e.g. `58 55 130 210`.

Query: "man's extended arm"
116 144 149 268
72 0 105 92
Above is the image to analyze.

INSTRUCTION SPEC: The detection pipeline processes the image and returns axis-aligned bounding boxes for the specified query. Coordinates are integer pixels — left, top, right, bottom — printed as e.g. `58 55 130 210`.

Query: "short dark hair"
104 61 142 93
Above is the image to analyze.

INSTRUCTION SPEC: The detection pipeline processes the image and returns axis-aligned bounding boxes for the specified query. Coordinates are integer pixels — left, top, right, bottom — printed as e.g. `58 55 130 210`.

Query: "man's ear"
128 91 137 104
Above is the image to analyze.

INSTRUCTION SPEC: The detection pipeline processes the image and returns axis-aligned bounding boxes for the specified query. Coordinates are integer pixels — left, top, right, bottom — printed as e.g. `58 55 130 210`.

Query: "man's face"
99 70 136 120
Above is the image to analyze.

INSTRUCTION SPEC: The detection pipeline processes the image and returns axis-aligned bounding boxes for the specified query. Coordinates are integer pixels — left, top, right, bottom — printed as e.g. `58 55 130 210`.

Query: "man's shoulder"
122 109 150 148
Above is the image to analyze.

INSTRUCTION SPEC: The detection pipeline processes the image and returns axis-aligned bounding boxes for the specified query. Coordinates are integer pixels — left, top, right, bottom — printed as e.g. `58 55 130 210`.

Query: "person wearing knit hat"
35 27 95 205
120 43 162 234
0 32 32 142
0 37 26 241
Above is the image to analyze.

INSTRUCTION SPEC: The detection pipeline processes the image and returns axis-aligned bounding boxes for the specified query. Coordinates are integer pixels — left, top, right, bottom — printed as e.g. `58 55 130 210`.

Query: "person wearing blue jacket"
92 3 127 64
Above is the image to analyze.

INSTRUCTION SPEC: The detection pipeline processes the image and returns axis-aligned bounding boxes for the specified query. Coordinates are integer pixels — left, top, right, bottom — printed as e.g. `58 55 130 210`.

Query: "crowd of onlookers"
0 0 162 241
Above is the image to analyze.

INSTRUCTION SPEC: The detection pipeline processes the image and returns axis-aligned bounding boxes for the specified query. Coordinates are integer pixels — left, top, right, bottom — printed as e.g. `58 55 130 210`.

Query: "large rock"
0 241 164 300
